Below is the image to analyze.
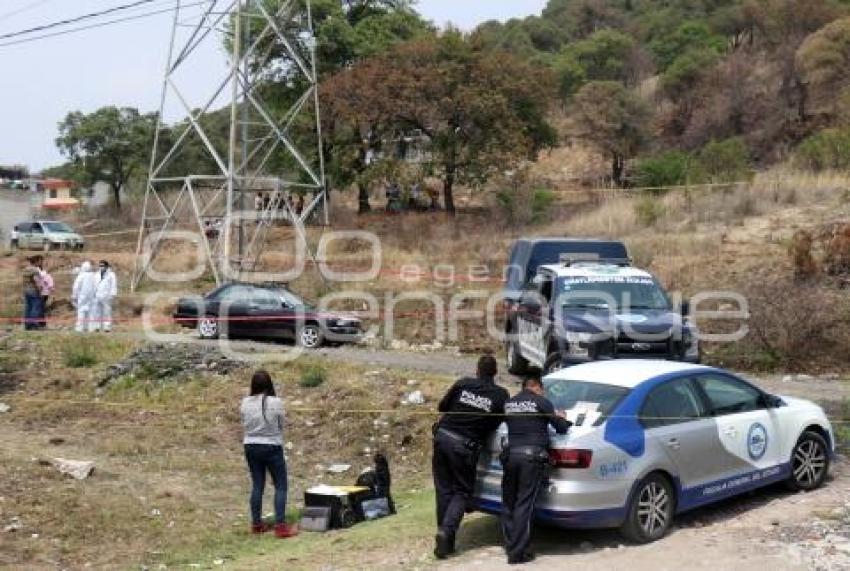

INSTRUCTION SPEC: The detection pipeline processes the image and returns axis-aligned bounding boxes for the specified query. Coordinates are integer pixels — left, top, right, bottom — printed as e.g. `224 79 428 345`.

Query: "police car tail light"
549 448 593 469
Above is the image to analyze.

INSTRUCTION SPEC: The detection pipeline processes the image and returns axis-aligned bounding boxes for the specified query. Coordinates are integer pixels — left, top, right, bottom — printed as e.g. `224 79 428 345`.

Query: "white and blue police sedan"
473 360 835 543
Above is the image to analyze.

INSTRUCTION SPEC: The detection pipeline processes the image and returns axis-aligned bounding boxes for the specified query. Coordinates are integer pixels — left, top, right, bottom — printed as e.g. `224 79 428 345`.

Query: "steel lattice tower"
132 0 327 291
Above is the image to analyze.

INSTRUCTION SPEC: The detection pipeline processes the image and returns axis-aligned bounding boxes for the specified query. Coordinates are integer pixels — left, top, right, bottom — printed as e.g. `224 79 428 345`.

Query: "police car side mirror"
763 394 785 409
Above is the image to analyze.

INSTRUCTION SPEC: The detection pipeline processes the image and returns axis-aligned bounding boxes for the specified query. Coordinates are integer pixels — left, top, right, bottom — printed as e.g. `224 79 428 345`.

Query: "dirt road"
439 462 850 571
112 331 850 402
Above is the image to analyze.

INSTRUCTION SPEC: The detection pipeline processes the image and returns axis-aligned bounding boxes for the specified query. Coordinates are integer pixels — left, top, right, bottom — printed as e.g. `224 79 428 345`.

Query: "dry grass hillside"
1 165 849 370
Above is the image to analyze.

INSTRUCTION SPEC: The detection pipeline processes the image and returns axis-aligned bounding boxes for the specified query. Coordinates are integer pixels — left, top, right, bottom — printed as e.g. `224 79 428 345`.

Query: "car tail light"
549 449 593 469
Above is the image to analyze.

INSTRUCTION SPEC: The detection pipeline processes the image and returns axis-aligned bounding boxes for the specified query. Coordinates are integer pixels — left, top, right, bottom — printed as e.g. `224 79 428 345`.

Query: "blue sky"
0 0 547 171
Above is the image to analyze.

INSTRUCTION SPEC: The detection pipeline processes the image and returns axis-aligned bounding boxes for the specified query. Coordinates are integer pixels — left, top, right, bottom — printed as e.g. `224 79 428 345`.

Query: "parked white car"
474 360 834 543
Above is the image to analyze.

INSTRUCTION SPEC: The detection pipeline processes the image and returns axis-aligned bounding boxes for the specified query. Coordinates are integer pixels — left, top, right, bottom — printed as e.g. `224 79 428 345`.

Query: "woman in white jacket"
71 261 98 333
92 260 118 332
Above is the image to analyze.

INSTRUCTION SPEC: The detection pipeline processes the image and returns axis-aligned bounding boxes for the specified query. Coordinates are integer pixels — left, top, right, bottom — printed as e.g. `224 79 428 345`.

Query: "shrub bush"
299 365 326 388
710 277 850 371
64 342 98 368
492 167 556 227
635 195 665 226
634 151 693 188
697 137 751 182
795 128 850 171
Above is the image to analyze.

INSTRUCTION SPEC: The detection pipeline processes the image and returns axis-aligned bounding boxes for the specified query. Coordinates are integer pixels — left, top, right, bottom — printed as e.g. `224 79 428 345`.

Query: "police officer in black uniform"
501 376 571 565
432 353 509 559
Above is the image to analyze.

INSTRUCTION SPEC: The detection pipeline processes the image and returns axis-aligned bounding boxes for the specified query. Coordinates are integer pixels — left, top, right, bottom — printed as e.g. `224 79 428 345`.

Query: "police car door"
517 272 551 367
694 373 783 478
641 377 728 491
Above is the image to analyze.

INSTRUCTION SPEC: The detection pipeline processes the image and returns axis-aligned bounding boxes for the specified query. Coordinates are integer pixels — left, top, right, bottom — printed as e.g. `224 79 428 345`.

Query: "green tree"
325 33 557 214
243 0 433 211
795 127 850 170
797 16 850 116
660 47 722 99
570 81 651 186
56 107 154 210
697 137 751 182
564 28 637 83
648 21 725 71
634 151 695 187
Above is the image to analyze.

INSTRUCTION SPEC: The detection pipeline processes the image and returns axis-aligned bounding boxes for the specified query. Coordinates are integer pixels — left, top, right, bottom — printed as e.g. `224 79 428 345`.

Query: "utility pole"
239 3 249 264
132 0 327 291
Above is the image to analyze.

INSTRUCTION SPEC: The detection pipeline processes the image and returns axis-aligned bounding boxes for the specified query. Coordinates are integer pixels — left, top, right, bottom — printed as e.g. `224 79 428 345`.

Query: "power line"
0 1 209 48
0 0 55 22
0 0 160 40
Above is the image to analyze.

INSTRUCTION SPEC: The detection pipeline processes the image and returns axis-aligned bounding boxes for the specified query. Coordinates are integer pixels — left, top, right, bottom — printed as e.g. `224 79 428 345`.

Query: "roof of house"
41 178 75 190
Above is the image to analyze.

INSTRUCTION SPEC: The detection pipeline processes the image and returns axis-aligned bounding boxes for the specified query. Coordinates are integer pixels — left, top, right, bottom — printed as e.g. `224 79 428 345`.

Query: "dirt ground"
441 464 850 571
1 330 848 570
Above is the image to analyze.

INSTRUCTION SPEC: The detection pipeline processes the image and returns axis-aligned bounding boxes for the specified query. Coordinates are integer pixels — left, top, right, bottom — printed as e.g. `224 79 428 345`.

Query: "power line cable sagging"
0 0 210 47
0 0 158 40
0 0 55 22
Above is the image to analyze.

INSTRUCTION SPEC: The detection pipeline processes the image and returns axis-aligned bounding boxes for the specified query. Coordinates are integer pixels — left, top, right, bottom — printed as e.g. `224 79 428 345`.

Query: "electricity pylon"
132 0 327 291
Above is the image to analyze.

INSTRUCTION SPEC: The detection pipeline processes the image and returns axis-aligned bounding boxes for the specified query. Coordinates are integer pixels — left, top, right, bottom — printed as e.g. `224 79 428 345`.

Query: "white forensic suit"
92 266 118 332
71 262 98 333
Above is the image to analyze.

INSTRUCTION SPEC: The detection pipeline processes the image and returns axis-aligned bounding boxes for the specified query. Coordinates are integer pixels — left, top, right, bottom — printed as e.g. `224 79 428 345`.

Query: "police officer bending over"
432 353 509 559
501 376 571 565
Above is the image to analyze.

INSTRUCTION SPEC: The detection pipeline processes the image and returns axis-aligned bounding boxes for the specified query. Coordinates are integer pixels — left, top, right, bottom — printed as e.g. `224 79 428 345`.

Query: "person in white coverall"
71 261 98 333
92 260 118 332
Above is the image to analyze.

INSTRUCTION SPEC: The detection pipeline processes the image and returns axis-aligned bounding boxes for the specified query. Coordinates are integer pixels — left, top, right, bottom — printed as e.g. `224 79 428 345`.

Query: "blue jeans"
244 444 287 525
23 292 44 330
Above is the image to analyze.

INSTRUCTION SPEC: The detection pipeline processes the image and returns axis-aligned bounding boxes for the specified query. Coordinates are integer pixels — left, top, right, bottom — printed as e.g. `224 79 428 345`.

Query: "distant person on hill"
426 186 440 211
35 258 54 329
92 260 117 332
254 193 265 222
21 255 43 331
241 370 298 539
72 261 98 333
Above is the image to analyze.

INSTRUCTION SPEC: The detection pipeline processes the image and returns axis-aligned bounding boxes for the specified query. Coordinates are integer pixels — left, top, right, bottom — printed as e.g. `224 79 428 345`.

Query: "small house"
39 178 80 210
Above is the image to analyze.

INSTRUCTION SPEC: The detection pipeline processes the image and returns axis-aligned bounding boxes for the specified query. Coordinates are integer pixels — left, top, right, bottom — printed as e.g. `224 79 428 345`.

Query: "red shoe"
252 522 273 534
274 523 299 538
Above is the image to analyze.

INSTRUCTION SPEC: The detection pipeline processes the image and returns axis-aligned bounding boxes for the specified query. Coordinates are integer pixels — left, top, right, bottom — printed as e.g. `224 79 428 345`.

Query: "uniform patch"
505 401 538 414
459 390 493 412
747 422 768 460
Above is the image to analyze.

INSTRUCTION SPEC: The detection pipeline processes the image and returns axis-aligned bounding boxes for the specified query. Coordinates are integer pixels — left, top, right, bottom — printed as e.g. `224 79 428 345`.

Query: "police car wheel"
621 473 675 544
787 431 829 492
507 340 529 375
198 317 219 340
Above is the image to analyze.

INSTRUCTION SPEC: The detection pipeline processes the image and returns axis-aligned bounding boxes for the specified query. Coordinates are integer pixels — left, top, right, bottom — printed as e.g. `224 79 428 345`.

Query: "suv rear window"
545 379 630 422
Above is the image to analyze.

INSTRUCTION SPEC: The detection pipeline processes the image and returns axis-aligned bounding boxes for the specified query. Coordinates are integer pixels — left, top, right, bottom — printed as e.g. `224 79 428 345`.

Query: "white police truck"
506 255 699 375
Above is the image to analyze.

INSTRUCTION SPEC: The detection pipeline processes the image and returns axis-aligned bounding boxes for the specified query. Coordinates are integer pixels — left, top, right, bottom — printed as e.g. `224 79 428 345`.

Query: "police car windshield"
544 379 629 423
556 276 670 311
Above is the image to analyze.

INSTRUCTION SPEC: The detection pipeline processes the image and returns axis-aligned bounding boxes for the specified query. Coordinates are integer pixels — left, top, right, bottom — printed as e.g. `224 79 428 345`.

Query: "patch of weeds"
135 361 161 380
635 196 665 227
63 341 98 368
107 375 138 394
299 365 326 388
